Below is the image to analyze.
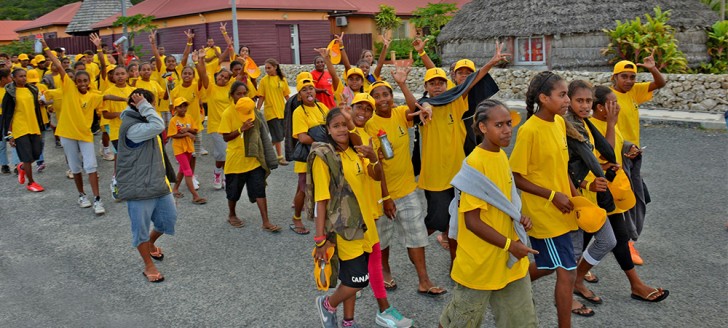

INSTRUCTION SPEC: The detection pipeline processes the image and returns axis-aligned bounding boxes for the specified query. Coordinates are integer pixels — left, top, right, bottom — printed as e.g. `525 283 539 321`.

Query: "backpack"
304 142 367 241
283 94 301 161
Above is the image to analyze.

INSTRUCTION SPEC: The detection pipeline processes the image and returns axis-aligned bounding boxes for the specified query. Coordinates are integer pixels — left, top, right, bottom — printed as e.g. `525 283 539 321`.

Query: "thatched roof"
66 0 133 34
439 0 720 42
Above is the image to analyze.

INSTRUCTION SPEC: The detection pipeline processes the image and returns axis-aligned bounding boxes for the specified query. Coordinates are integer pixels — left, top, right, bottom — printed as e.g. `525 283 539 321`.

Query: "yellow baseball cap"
173 97 189 108
613 60 637 75
312 246 336 291
510 110 522 127
351 93 375 109
236 97 256 122
368 80 393 94
570 196 607 233
26 69 40 83
345 67 365 80
30 58 38 67
424 68 448 82
454 59 475 72
105 64 117 73
296 72 315 91
74 54 84 62
18 54 29 61
609 169 637 211
34 55 46 63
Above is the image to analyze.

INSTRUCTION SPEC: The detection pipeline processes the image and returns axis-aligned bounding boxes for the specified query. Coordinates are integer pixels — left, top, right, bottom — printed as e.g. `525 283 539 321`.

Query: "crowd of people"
0 23 670 328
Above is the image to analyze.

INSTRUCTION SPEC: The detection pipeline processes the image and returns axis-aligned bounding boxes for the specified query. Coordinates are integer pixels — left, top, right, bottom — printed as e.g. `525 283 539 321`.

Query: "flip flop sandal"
631 289 669 303
384 279 398 291
192 198 207 204
228 217 245 228
574 290 603 304
173 192 184 198
263 225 282 233
571 305 595 317
142 271 165 283
417 286 447 298
289 223 310 235
436 234 450 250
584 271 599 283
150 246 164 261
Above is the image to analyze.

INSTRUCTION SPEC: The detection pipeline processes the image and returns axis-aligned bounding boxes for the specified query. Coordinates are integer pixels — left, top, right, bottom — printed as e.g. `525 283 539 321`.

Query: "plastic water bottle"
377 129 394 160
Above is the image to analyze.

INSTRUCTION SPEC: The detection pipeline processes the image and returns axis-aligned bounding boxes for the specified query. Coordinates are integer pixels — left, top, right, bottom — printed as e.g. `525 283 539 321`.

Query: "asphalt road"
0 124 726 328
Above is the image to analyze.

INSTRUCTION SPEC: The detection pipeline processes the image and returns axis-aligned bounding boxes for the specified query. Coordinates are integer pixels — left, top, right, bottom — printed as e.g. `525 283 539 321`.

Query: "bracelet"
547 190 556 202
339 46 345 50
43 47 50 52
348 127 356 133
418 51 426 57
369 160 380 167
315 239 327 248
378 195 391 204
222 32 228 35
503 238 512 251
186 42 193 46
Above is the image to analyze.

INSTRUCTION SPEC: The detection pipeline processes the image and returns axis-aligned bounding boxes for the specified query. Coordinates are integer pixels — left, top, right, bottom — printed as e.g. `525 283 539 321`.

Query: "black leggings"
583 213 635 271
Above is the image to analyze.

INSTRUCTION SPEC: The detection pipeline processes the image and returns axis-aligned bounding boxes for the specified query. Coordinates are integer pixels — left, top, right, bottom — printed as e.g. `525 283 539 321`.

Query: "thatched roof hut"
66 0 133 34
438 0 720 70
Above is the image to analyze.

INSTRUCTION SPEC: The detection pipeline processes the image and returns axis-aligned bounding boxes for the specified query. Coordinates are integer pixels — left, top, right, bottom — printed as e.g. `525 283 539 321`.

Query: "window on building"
515 36 545 65
393 19 409 40
44 33 57 39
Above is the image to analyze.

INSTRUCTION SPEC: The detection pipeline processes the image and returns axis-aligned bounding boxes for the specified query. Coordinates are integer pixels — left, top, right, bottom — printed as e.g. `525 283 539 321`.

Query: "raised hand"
219 22 227 33
334 32 345 45
313 47 330 60
412 38 427 53
183 29 195 41
390 64 410 84
381 33 392 48
605 99 620 126
486 40 511 67
191 50 199 62
407 102 432 124
89 33 102 47
637 48 657 70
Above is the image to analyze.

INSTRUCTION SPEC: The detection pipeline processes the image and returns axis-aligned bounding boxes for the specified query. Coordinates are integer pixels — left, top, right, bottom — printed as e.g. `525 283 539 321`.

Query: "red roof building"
15 2 82 40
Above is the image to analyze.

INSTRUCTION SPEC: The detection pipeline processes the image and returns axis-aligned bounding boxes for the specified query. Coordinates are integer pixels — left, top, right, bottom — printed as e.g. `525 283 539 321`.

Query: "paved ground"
0 124 726 328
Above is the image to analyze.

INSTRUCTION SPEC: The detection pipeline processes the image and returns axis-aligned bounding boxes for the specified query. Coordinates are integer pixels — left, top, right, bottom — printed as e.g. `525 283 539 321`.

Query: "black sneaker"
1 165 9 174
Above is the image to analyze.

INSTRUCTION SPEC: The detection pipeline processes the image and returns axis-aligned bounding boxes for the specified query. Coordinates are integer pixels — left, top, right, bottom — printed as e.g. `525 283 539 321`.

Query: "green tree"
374 5 401 36
112 14 156 56
0 40 34 55
410 2 459 67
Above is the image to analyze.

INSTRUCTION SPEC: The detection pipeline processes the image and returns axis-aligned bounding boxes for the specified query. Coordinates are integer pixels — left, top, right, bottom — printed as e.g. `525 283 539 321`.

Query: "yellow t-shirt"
52 74 62 90
45 89 63 120
590 118 628 215
509 115 577 238
258 75 290 121
206 81 233 134
170 82 203 126
245 76 258 98
353 126 383 219
217 105 262 174
101 85 135 141
85 62 100 85
56 77 104 142
168 115 197 156
312 147 377 261
33 83 49 125
205 46 222 75
135 79 166 113
292 103 329 173
451 147 529 290
0 87 5 115
364 105 417 200
612 82 652 147
157 64 184 112
418 97 468 191
10 88 40 138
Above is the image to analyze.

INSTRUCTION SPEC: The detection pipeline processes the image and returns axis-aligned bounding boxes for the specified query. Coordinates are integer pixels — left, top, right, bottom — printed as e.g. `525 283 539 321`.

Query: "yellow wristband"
339 46 345 50
418 51 426 57
186 42 193 46
222 32 228 35
348 127 356 133
503 238 512 251
369 160 380 167
43 47 50 52
378 195 391 204
547 190 556 202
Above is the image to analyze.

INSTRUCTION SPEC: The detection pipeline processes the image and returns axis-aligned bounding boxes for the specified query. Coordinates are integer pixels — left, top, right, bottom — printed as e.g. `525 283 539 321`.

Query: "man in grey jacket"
117 89 177 283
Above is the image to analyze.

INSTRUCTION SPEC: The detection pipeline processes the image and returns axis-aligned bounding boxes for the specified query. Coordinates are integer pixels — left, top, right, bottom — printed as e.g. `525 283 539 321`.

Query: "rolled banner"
245 57 261 79
327 39 341 65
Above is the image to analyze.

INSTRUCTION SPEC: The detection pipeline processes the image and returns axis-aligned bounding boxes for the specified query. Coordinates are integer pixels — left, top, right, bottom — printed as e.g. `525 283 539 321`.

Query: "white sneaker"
102 152 115 161
192 175 200 190
376 307 413 328
93 200 106 215
66 170 74 179
200 148 209 156
78 195 92 208
213 172 223 190
110 178 120 202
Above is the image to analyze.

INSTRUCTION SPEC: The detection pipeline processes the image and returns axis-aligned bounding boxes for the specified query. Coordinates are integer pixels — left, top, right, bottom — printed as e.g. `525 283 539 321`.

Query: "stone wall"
278 64 728 113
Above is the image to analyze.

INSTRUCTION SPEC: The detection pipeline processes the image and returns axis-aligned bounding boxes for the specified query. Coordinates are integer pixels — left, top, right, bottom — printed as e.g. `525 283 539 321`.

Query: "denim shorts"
127 193 177 247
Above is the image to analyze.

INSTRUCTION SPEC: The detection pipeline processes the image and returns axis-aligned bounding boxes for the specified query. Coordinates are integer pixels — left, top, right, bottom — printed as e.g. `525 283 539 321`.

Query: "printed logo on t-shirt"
448 113 454 125
563 136 568 150
355 161 363 175
81 102 87 109
398 125 406 137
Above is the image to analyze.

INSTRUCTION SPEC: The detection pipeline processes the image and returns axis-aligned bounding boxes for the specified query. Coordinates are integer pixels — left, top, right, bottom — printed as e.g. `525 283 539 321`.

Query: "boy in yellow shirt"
218 97 281 232
440 100 537 328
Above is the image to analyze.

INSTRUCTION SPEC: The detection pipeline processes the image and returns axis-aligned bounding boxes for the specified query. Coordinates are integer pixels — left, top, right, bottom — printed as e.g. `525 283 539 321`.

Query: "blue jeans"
127 193 177 247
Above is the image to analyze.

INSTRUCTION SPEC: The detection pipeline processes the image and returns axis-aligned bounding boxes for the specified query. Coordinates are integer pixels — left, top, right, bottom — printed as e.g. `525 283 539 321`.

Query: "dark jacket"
1 83 42 137
566 117 617 213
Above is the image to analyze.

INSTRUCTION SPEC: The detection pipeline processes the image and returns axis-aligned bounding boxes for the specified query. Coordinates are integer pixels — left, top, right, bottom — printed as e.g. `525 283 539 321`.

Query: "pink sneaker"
27 182 44 192
17 164 25 184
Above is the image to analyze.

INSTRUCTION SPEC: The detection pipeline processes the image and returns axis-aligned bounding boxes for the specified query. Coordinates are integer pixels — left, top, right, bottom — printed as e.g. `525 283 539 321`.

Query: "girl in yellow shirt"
509 71 579 327
256 58 290 165
313 107 383 328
